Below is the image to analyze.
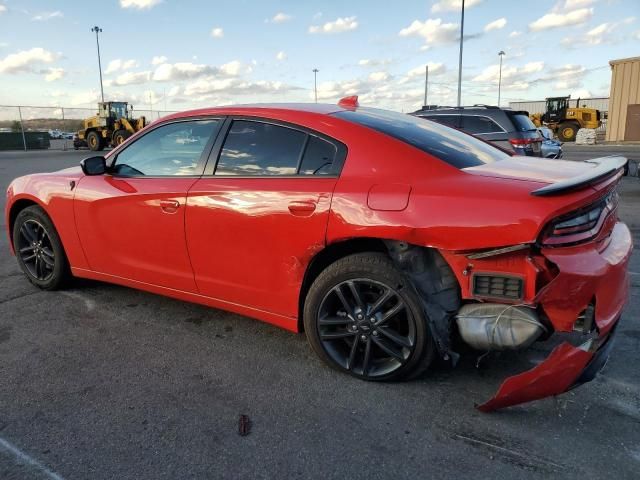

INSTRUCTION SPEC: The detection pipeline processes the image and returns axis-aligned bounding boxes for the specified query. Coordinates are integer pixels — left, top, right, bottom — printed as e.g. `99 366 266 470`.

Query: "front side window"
461 115 502 134
215 120 307 176
112 120 219 176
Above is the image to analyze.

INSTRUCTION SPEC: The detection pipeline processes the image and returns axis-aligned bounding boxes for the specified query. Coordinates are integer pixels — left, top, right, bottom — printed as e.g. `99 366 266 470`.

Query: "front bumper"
478 221 632 411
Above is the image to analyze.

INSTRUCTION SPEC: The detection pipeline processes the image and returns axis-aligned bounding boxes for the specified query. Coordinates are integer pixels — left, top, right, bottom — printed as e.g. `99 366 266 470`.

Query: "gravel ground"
0 148 639 480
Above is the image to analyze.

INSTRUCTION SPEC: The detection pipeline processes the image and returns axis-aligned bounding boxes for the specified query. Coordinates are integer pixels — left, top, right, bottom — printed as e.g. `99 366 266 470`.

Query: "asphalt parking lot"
0 147 639 480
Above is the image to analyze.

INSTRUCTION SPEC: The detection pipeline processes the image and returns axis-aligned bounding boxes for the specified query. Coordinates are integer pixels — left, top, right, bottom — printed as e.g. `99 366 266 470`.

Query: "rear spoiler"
531 156 627 196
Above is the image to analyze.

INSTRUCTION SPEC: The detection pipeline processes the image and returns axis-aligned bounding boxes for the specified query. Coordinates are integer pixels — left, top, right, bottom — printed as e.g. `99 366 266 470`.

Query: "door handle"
288 201 316 216
160 199 180 213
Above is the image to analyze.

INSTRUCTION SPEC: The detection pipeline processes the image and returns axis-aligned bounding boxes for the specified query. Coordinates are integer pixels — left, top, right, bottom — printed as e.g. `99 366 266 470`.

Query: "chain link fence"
0 105 178 151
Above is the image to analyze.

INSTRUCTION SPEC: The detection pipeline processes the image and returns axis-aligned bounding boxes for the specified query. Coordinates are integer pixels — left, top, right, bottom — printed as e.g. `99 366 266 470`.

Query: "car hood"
463 157 594 184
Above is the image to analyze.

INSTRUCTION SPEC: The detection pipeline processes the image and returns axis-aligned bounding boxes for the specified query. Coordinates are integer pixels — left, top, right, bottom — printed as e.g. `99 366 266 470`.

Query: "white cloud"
44 67 64 82
368 71 390 83
552 0 594 12
473 61 544 84
119 0 161 9
211 27 224 38
0 5 6 14
484 18 507 32
407 62 446 78
32 11 63 21
151 55 167 65
276 51 287 61
70 89 101 106
309 16 358 34
105 58 138 74
152 62 214 81
268 12 292 23
509 31 522 38
529 8 593 31
399 18 458 45
219 60 252 76
358 59 392 67
432 0 482 13
0 47 58 74
183 77 301 98
110 70 151 86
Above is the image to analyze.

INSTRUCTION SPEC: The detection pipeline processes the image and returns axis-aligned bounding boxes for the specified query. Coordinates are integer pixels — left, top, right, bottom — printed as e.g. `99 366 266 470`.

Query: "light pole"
312 68 319 103
423 64 429 108
91 26 104 103
456 0 465 107
497 50 505 107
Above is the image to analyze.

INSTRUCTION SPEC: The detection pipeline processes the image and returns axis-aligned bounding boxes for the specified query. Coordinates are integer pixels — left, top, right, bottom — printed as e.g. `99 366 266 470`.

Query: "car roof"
162 103 346 121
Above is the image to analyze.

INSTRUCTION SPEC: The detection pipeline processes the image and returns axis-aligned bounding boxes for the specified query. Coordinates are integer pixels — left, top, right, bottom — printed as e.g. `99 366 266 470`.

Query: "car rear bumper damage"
441 221 632 411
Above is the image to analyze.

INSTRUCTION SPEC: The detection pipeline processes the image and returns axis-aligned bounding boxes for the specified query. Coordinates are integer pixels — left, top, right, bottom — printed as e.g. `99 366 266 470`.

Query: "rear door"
74 118 221 291
186 118 346 317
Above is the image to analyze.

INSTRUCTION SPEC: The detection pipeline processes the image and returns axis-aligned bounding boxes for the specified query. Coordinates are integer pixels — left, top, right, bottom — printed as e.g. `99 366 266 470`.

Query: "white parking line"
0 436 65 480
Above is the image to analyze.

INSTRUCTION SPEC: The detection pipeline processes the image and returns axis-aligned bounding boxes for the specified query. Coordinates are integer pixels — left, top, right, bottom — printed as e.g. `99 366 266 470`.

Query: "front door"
186 118 346 317
74 118 222 292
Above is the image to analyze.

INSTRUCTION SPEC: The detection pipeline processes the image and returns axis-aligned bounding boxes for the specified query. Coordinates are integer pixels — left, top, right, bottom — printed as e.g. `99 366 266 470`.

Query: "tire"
558 123 578 142
113 129 131 146
303 252 435 382
12 205 71 290
86 131 103 151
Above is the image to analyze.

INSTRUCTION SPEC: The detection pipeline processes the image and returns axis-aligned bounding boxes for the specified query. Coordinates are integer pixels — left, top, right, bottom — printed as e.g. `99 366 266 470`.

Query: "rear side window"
299 136 337 175
461 115 503 134
423 115 460 129
508 113 537 132
335 108 509 169
216 120 306 176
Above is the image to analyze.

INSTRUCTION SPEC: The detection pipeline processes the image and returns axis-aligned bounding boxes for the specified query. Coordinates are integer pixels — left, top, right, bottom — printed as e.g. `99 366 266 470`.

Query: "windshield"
110 103 127 119
334 108 510 169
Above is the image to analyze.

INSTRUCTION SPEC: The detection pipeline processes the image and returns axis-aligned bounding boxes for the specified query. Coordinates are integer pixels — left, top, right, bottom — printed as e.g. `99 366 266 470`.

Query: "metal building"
606 56 640 142
508 97 609 115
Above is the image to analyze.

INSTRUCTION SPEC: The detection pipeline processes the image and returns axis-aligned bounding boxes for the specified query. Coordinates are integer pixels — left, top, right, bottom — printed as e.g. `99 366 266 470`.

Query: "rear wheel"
558 123 578 142
113 129 131 146
86 131 104 151
304 253 435 381
13 206 70 290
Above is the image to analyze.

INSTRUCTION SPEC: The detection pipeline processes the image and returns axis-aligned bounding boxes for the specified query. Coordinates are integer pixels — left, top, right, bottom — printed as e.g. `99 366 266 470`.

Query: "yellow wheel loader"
76 101 146 151
530 96 601 142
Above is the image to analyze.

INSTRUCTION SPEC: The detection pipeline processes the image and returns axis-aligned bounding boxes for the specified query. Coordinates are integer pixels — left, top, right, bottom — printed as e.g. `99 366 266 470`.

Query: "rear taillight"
509 138 541 149
542 190 618 246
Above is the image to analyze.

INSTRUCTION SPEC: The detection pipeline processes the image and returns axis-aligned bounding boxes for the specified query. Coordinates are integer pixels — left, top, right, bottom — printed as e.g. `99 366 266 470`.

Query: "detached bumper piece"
477 328 616 412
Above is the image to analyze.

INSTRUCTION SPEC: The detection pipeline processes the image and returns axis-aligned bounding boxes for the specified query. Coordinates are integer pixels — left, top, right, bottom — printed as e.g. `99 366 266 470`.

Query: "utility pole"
497 51 505 107
456 0 465 107
91 26 104 103
312 68 319 103
423 64 429 108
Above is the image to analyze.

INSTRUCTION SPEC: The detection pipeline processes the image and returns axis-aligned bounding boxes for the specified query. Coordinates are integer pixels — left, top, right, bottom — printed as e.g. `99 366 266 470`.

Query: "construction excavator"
75 101 146 151
530 96 601 142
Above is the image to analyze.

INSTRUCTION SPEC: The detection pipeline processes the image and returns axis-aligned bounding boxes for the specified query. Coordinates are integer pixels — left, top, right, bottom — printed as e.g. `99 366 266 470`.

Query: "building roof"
609 56 640 66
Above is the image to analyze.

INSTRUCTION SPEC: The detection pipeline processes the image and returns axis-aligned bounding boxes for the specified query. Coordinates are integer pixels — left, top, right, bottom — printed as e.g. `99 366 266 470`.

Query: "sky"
0 0 638 114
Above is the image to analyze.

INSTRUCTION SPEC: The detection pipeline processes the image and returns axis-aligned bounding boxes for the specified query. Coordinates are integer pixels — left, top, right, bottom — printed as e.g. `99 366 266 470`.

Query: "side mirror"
80 156 107 175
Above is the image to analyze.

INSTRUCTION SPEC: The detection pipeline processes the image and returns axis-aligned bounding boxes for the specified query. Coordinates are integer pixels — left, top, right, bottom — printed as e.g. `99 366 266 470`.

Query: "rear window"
508 112 537 132
334 108 509 169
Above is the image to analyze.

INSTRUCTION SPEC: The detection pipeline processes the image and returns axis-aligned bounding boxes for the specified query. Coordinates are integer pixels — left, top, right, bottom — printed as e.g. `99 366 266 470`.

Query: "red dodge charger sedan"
5 97 631 411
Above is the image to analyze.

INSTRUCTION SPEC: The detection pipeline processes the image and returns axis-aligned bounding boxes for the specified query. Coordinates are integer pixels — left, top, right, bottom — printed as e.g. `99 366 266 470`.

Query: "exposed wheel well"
8 199 39 245
298 238 387 331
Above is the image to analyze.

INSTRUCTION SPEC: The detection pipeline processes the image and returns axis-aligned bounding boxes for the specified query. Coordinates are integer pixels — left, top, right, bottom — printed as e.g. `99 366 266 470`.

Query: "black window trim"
107 116 225 179
202 116 348 178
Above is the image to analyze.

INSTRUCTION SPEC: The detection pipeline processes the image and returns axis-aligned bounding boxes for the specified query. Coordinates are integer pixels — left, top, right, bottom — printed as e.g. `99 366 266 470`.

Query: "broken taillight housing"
542 190 618 246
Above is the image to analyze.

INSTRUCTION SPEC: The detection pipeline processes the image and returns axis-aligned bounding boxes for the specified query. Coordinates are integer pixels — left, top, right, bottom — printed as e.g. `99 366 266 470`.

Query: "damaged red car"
5 98 631 411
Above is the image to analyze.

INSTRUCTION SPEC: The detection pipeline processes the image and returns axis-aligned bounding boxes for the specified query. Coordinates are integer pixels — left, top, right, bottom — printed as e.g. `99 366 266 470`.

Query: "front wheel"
304 253 435 381
558 123 578 142
13 205 71 290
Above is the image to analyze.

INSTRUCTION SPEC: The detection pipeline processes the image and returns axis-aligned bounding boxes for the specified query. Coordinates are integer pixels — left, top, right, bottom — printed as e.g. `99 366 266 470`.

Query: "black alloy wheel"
13 205 70 290
17 219 56 282
317 279 417 378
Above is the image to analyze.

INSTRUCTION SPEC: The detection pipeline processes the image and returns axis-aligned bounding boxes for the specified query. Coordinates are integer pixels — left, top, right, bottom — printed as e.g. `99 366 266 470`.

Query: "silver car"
538 127 563 159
